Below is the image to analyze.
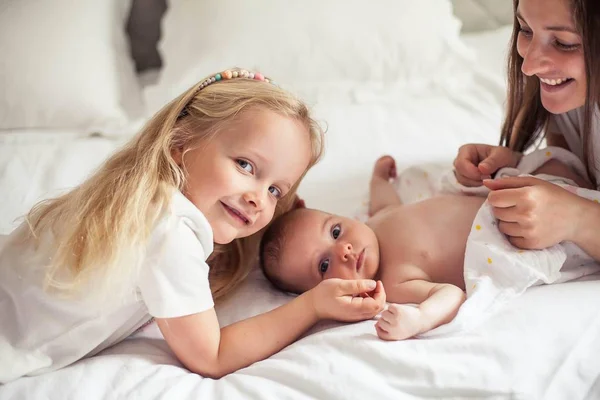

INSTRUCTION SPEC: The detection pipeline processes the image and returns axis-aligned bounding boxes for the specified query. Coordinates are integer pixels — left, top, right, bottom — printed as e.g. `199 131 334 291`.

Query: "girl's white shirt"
0 190 214 383
547 105 600 188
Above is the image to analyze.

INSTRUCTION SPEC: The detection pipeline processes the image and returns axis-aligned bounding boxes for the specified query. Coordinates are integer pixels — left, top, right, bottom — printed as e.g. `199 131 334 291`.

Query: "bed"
1 1 599 399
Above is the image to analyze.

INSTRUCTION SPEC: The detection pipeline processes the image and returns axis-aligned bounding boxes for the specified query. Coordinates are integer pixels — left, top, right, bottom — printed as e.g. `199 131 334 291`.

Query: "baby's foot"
373 155 397 181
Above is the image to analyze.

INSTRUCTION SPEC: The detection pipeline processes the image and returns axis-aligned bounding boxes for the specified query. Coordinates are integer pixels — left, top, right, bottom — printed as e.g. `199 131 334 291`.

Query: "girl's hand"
454 144 522 187
308 279 386 322
484 176 586 249
375 304 422 341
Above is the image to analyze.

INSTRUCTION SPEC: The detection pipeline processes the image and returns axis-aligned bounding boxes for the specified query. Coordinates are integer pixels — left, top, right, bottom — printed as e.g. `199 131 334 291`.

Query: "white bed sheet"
2 269 599 399
2 28 600 399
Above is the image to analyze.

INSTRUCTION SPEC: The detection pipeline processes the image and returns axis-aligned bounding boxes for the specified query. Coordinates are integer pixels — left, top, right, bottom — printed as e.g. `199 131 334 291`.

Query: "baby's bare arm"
375 279 465 340
369 155 402 216
533 158 593 189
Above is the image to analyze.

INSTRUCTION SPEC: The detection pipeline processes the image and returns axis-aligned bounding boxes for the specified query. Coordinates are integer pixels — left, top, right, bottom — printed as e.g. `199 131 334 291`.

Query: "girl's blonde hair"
23 70 324 302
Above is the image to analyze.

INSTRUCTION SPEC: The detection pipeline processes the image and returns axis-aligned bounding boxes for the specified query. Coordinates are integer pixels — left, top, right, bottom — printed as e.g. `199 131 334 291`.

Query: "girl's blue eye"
331 224 341 239
319 259 329 275
237 159 253 173
268 186 282 198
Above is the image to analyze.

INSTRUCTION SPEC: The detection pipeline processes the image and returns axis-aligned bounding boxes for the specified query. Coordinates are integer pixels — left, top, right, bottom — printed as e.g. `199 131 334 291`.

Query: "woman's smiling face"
516 0 586 114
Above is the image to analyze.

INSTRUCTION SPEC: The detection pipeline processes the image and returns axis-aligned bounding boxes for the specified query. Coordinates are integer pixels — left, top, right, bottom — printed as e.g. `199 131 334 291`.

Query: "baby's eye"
268 186 282 198
319 259 329 275
331 224 341 239
236 159 253 173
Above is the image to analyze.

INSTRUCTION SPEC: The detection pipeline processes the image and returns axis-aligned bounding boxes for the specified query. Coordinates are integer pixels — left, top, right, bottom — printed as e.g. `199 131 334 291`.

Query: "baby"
259 155 591 341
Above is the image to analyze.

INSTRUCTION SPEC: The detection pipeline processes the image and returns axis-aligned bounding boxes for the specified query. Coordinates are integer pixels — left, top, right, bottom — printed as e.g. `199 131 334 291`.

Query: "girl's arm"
376 279 465 341
157 279 385 378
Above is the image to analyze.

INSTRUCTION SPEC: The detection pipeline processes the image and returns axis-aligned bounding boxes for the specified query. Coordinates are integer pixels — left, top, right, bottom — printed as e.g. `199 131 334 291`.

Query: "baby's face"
278 209 380 292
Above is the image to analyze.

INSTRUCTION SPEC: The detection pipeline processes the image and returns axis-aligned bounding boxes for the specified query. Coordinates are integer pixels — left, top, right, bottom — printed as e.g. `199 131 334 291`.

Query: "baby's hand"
373 155 397 181
375 304 422 341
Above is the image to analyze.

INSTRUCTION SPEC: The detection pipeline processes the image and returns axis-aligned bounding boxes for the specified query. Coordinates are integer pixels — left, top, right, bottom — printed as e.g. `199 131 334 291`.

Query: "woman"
453 0 600 261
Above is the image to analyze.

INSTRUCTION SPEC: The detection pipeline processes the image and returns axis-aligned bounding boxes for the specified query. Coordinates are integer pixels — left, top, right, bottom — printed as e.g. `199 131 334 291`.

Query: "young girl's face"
178 107 312 244
516 0 586 114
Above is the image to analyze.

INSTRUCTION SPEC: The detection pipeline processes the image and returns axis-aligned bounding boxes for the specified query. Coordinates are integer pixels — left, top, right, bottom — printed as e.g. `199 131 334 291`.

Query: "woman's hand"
484 176 586 249
308 279 386 322
454 144 522 187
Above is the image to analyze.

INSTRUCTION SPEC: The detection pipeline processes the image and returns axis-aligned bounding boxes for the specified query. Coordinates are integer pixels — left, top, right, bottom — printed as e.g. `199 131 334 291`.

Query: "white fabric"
3 268 600 399
0 131 130 235
145 0 474 113
461 25 513 106
452 0 513 32
547 106 600 188
0 191 214 383
139 192 215 319
0 0 144 134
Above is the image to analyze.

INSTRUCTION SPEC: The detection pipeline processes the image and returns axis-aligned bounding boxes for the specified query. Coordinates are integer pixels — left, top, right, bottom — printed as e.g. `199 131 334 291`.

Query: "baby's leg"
533 159 593 189
369 156 402 216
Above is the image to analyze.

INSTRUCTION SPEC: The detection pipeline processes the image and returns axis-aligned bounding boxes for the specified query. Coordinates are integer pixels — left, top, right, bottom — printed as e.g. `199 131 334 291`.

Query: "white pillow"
463 25 513 83
0 0 144 133
462 25 513 107
146 0 475 112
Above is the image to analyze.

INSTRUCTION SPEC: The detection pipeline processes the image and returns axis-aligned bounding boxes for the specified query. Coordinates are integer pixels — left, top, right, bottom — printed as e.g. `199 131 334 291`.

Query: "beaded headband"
178 69 275 119
196 68 274 92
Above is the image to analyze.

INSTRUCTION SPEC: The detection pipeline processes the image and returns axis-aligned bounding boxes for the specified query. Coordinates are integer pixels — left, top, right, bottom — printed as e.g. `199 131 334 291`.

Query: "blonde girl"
0 68 386 382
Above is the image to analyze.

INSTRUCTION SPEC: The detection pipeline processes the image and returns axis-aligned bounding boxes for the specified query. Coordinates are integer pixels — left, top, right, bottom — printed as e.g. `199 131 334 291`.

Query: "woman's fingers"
497 220 524 237
491 206 520 222
487 187 527 208
454 155 484 183
479 147 518 175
